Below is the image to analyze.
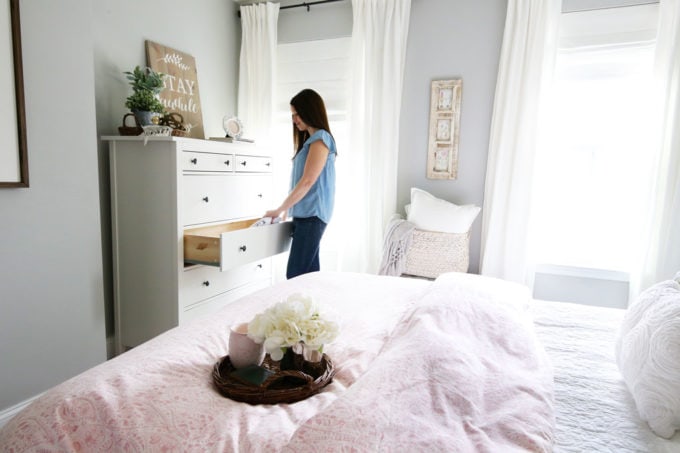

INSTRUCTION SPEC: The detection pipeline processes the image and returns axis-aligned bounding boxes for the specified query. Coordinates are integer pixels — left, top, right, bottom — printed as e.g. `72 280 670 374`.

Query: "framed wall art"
1 0 28 188
146 40 205 139
426 79 462 180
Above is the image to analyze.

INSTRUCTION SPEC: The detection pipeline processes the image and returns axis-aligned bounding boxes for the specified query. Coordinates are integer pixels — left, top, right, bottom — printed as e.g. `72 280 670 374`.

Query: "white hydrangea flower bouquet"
247 293 339 362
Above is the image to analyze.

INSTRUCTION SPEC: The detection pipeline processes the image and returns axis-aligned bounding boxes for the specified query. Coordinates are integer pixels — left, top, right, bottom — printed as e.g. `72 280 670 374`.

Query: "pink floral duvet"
0 271 554 452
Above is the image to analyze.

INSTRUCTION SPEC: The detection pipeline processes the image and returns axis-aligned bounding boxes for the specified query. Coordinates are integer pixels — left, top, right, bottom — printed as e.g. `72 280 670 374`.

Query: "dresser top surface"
101 135 271 156
101 136 254 145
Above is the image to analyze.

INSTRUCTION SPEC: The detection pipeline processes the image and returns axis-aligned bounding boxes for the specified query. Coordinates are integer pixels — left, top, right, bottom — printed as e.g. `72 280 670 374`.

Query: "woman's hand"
264 209 287 221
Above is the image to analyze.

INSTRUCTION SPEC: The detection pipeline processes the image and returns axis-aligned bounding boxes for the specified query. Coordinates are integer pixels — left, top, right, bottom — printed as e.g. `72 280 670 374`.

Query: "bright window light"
531 7 658 273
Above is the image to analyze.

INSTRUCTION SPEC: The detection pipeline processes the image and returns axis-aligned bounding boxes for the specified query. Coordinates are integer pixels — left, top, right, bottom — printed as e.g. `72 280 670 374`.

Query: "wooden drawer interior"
184 218 292 271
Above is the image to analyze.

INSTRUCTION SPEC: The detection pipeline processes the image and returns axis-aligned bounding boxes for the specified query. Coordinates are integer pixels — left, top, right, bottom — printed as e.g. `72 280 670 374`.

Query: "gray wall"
0 0 106 410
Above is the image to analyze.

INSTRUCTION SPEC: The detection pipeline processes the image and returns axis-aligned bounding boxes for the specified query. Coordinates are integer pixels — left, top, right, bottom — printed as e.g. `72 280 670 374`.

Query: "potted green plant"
123 66 166 126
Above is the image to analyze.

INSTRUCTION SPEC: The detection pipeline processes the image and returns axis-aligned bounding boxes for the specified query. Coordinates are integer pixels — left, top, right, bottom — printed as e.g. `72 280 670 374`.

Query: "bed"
531 299 680 452
1 271 678 452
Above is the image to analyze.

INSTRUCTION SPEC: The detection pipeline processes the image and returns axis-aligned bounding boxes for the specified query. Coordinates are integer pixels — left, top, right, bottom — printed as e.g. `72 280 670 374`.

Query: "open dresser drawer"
184 219 293 271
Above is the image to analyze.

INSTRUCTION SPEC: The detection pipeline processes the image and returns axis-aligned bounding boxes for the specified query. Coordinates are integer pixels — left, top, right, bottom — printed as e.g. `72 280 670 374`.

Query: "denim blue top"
289 129 337 224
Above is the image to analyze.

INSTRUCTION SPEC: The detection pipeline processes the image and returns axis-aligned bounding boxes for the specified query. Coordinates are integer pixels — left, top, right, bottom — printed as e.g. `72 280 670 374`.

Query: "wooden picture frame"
426 79 462 180
0 0 28 187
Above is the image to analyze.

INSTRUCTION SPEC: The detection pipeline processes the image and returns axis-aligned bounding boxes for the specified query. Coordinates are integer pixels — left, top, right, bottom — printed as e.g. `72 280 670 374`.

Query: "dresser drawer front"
184 220 292 271
180 258 271 308
181 151 234 172
182 174 272 226
234 155 273 173
179 278 271 325
219 221 292 271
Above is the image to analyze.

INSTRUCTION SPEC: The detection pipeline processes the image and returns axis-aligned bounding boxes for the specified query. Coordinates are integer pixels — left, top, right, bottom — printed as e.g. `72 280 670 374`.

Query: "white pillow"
406 187 480 234
615 273 680 439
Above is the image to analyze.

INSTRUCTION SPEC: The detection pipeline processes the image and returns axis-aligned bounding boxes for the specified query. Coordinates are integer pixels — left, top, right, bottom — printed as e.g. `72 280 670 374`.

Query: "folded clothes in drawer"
250 216 282 227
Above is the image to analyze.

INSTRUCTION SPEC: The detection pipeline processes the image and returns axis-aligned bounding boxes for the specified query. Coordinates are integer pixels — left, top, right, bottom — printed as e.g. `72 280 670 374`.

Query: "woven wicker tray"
212 353 335 405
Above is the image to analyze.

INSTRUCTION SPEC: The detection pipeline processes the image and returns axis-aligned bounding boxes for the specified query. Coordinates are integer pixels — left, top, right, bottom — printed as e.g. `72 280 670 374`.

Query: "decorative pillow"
406 187 480 234
615 272 680 439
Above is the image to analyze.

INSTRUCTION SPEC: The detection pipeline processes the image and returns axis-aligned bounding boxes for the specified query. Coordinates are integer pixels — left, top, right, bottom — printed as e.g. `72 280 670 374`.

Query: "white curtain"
339 0 411 273
479 0 561 285
237 2 279 142
634 0 680 294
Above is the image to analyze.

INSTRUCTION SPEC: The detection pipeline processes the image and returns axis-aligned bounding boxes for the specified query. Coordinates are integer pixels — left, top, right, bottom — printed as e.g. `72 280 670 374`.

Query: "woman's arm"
264 140 329 221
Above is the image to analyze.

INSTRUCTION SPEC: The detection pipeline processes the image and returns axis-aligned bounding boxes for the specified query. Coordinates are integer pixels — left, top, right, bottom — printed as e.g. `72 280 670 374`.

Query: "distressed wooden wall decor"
427 79 462 180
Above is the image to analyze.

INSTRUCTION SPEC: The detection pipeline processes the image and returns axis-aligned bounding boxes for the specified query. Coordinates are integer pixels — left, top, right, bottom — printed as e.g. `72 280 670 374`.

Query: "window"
273 37 351 271
531 4 658 273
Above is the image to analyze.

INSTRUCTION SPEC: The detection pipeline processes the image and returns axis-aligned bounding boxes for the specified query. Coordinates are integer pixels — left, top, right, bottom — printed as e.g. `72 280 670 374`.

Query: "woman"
264 88 337 279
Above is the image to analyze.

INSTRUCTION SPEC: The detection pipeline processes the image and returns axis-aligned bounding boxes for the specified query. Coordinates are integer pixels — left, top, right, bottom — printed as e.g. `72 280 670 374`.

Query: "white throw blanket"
379 217 416 276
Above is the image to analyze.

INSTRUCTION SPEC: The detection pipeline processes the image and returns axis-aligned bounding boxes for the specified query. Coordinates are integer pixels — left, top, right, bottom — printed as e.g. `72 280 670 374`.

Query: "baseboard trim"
0 393 43 429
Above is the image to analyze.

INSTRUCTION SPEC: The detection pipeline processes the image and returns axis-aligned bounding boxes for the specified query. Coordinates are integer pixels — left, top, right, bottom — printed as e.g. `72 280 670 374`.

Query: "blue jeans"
287 216 327 279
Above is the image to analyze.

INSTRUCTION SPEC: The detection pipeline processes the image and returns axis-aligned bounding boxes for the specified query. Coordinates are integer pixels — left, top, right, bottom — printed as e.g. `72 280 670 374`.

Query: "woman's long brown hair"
290 89 333 157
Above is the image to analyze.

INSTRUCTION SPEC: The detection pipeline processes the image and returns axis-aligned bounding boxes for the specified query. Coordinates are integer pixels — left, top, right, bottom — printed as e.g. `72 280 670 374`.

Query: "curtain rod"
280 0 345 12
238 0 345 18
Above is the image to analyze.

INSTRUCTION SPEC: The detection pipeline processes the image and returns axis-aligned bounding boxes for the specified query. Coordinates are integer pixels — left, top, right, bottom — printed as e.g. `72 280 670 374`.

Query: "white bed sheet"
531 299 680 453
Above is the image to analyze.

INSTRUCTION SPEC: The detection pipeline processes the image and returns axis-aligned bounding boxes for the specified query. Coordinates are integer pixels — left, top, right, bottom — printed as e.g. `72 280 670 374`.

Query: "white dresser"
105 136 292 354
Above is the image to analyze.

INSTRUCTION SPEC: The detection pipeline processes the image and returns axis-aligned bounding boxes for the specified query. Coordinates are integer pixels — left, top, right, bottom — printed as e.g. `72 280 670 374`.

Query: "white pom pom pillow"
615 272 680 438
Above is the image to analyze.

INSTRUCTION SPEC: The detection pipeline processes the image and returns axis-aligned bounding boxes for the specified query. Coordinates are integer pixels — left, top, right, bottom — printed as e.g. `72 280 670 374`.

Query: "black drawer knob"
202 196 209 202
241 161 247 166
257 193 263 198
266 162 271 166
190 158 198 164
239 245 247 252
202 280 210 287
225 160 230 166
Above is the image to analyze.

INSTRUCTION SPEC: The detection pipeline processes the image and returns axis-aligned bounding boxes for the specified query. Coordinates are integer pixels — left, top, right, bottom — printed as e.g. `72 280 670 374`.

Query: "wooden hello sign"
146 40 204 138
